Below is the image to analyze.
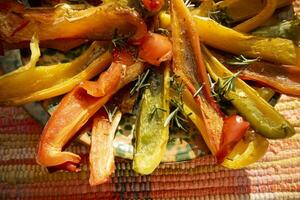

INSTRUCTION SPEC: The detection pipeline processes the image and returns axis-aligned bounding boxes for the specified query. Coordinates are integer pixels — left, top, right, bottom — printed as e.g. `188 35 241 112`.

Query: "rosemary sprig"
164 99 191 132
111 29 129 49
193 85 203 97
226 55 261 66
130 69 151 96
148 106 166 122
184 0 195 8
170 75 185 97
208 9 233 27
221 71 241 93
103 105 118 123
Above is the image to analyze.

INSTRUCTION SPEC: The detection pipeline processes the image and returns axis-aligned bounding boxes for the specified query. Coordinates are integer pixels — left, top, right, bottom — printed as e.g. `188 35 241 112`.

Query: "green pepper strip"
0 40 112 106
133 65 170 175
203 47 295 139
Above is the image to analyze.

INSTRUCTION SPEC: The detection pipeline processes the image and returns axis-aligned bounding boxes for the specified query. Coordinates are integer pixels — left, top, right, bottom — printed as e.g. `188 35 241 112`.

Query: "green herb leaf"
130 69 151 96
226 55 261 66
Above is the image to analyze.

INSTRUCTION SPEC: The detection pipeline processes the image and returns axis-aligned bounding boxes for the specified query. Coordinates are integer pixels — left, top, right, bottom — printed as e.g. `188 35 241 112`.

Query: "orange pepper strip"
233 0 277 33
89 109 121 186
36 62 145 171
171 0 224 155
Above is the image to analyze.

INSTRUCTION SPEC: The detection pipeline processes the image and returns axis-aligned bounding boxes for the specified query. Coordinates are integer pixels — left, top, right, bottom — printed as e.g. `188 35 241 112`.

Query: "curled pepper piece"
0 1 147 45
221 131 269 169
89 110 121 186
233 0 277 33
171 0 224 155
159 12 296 65
80 62 124 97
36 62 145 171
0 40 112 106
203 47 295 139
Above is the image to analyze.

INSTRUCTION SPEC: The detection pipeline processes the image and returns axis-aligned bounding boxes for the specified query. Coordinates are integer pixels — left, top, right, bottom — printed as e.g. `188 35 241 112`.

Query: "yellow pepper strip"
221 131 269 169
0 40 112 106
233 0 277 33
191 0 215 17
133 65 170 175
216 0 292 22
159 12 296 65
202 47 295 139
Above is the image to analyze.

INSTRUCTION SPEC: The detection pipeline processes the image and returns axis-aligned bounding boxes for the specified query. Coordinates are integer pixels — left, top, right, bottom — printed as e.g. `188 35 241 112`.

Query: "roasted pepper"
171 0 224 155
159 12 296 65
89 109 121 186
233 0 277 33
0 1 147 45
216 0 292 22
133 65 170 175
36 61 145 171
0 39 112 105
213 52 300 97
203 47 295 139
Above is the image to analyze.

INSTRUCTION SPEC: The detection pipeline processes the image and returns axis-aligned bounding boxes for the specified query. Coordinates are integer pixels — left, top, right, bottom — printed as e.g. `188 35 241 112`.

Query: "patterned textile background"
0 1 299 199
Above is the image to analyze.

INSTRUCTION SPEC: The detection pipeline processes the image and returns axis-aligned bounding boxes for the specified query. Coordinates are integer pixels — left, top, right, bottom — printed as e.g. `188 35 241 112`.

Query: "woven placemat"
0 95 299 200
1 1 300 199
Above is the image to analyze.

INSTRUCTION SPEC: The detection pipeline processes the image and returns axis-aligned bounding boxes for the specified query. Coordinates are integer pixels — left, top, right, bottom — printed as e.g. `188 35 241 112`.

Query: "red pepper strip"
216 115 250 163
138 32 172 66
80 62 123 97
36 62 145 171
171 0 224 155
226 62 300 98
81 50 135 97
89 109 121 186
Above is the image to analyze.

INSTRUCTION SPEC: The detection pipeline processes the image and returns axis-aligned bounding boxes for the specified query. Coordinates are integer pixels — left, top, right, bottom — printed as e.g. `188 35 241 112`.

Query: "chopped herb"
148 106 166 122
156 28 170 36
111 29 129 49
226 55 261 66
104 105 118 123
164 99 190 132
130 69 151 96
184 0 195 8
170 75 185 98
221 71 241 93
208 9 233 27
193 85 203 97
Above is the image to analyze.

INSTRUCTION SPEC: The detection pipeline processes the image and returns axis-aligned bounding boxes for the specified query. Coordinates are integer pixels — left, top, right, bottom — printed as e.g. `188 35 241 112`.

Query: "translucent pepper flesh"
133 65 170 175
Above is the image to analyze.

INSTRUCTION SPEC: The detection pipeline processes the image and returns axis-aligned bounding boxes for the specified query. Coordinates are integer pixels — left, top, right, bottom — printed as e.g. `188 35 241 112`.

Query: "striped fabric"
0 96 299 199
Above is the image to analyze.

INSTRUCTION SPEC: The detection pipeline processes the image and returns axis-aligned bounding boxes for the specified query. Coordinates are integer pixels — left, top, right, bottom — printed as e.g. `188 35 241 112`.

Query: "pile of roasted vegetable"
0 0 299 186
